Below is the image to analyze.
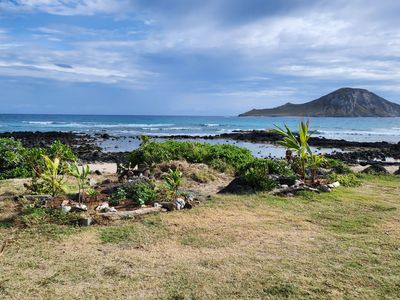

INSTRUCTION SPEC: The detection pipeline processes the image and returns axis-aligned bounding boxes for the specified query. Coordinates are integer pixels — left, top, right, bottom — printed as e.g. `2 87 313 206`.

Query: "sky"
1 0 400 115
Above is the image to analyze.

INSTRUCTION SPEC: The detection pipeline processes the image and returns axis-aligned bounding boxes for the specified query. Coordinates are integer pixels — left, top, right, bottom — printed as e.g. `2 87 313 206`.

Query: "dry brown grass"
0 175 399 299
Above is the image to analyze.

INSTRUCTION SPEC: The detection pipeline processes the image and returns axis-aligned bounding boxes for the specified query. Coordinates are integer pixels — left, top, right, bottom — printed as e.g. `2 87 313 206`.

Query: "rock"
175 198 186 210
153 202 162 208
79 218 93 226
89 178 98 187
328 181 341 188
95 202 109 211
104 207 117 213
278 176 296 186
62 205 72 213
318 185 332 193
362 164 389 174
294 180 304 187
394 167 400 176
71 203 88 212
102 179 112 184
100 207 164 220
280 184 289 189
160 202 177 211
184 199 197 209
94 170 102 176
218 177 255 194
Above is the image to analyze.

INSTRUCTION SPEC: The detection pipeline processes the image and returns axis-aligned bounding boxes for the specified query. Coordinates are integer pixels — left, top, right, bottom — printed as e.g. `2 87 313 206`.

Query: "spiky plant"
273 121 313 179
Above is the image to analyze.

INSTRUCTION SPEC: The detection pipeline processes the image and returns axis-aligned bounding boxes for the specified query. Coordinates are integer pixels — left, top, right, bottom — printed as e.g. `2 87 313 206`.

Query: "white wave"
201 123 220 127
317 129 400 136
23 121 56 125
21 121 175 128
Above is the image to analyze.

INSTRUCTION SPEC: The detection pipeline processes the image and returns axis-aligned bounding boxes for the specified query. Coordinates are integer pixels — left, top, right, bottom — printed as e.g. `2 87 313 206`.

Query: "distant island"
239 88 400 117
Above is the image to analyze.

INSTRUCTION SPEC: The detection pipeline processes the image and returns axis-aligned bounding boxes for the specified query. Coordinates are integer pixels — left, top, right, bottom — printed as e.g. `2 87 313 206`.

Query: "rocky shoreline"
1 130 399 166
154 130 400 165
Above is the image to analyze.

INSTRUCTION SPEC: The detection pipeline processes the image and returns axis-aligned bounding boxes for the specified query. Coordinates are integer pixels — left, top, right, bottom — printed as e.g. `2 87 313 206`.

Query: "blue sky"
1 0 400 115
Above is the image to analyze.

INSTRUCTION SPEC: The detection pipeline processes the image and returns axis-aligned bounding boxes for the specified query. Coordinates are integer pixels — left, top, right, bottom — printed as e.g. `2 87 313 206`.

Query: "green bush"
109 188 127 206
0 138 77 180
329 173 362 187
125 141 254 173
0 138 31 179
322 158 352 174
125 181 157 206
238 159 281 191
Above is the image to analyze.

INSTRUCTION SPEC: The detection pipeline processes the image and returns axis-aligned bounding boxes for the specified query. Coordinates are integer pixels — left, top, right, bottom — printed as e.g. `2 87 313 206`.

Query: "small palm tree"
40 155 66 197
69 163 90 203
273 121 313 179
164 168 182 200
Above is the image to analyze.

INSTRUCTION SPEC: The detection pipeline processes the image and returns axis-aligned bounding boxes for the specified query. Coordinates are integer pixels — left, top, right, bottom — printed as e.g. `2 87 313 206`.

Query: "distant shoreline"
1 130 399 166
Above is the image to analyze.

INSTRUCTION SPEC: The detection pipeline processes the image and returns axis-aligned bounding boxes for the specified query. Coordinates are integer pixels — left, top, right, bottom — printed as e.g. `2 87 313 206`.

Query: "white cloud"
0 0 132 16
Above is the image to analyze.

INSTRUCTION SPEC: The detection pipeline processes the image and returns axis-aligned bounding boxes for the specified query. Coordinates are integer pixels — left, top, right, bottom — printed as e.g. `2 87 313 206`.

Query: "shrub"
125 141 254 173
237 158 294 177
0 138 31 179
125 181 157 205
238 159 279 191
329 173 362 187
0 138 76 180
109 188 127 207
322 158 352 174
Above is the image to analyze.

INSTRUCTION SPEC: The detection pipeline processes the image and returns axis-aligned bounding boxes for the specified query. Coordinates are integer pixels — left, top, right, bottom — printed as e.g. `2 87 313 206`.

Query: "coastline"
1 130 399 167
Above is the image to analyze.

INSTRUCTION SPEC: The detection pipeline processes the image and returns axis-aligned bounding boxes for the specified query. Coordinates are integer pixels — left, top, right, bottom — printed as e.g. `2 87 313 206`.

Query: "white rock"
175 198 186 210
95 202 109 211
62 205 72 213
328 181 340 188
280 184 289 189
89 178 98 187
153 202 162 208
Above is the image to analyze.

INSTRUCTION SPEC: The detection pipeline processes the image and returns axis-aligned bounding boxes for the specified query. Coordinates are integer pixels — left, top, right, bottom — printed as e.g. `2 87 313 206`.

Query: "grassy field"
0 175 399 299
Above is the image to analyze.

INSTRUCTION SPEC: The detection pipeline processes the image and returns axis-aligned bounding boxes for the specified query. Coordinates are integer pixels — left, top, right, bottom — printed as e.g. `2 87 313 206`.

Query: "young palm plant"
69 163 90 203
273 121 313 179
164 168 182 200
40 155 66 197
307 153 326 183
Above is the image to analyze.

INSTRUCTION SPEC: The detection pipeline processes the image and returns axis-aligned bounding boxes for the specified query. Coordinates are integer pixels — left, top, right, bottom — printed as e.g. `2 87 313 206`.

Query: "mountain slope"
239 88 400 117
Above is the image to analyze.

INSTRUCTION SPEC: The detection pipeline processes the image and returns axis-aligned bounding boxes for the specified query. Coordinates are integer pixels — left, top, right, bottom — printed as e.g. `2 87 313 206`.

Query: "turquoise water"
0 114 399 143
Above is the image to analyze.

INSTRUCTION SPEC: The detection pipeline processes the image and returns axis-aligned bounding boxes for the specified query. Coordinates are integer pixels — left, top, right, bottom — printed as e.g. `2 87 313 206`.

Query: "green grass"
0 174 399 299
99 215 168 245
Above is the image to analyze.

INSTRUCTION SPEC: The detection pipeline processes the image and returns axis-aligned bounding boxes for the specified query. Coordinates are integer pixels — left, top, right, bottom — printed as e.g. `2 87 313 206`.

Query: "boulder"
362 164 388 175
394 167 400 176
318 185 332 193
218 177 255 194
175 198 186 210
160 202 177 211
328 181 340 188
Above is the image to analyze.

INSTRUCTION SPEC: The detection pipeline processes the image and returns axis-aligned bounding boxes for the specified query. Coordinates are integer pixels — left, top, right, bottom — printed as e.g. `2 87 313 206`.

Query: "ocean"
0 114 399 143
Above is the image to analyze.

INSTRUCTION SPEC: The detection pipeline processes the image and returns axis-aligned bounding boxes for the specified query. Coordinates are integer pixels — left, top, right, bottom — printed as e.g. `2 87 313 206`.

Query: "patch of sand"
88 163 117 174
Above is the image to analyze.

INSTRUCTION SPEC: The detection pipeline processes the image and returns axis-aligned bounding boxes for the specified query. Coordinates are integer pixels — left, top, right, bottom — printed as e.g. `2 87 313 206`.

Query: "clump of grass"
16 207 82 227
263 282 299 298
329 173 362 187
180 228 236 248
99 215 168 245
191 170 216 183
